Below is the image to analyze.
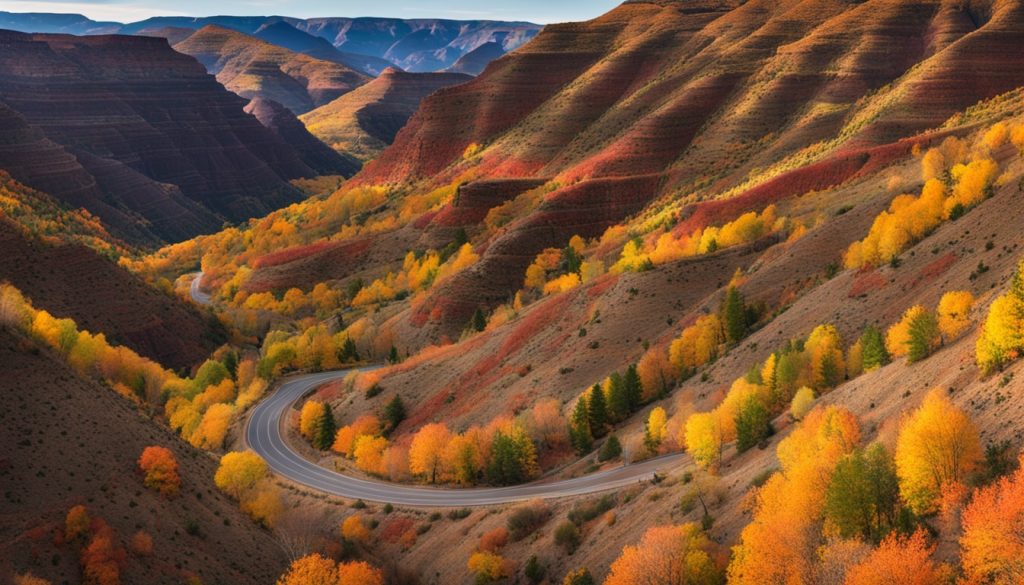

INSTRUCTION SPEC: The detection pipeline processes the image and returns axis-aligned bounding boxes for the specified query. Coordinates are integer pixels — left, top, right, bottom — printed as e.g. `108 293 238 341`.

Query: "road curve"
193 270 688 505
245 369 688 506
189 272 212 305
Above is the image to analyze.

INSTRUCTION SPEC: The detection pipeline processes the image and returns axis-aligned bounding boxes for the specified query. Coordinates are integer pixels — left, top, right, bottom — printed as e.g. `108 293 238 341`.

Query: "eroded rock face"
0 30 317 243
244 97 362 177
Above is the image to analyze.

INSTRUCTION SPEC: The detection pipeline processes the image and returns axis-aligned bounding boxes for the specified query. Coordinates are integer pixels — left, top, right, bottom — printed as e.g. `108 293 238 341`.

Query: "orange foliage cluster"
137 446 180 497
214 451 283 528
276 554 383 585
63 507 126 585
606 523 722 585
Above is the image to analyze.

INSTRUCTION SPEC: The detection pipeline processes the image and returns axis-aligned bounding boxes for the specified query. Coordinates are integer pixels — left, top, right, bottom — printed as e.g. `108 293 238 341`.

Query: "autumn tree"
790 387 815 420
409 423 452 483
644 407 668 453
562 568 595 585
960 456 1024 584
976 260 1024 373
605 524 722 585
824 443 900 542
80 521 126 585
137 446 180 496
66 505 91 541
353 435 388 475
341 515 371 543
337 561 384 585
684 412 724 470
937 290 974 341
844 530 945 585
276 554 337 585
299 401 326 441
468 551 513 583
214 451 269 499
895 390 981 515
487 425 539 485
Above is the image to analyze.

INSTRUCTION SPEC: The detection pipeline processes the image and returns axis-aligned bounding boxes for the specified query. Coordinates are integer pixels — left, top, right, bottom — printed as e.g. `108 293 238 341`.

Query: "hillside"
0 30 318 245
0 327 289 584
173 25 370 116
300 68 472 161
252 21 396 76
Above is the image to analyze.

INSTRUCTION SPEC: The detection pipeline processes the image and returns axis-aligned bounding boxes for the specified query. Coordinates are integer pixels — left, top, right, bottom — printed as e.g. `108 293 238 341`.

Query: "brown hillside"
300 68 472 161
173 25 370 115
0 328 289 584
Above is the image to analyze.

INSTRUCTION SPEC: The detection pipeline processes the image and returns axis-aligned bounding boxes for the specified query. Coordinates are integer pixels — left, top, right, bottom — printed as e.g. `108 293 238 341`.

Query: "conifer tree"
607 373 630 422
569 397 593 454
470 308 487 332
388 345 400 364
907 310 940 363
735 395 771 453
587 383 608 436
722 287 748 344
624 364 643 411
314 405 336 451
383 395 406 433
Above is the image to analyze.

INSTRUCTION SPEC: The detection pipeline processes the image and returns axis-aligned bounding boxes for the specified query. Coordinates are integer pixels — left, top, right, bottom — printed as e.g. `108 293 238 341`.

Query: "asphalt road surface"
194 272 688 505
245 369 687 506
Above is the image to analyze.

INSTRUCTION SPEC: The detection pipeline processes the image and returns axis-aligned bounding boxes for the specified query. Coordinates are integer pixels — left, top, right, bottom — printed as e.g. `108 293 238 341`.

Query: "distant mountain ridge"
0 11 542 73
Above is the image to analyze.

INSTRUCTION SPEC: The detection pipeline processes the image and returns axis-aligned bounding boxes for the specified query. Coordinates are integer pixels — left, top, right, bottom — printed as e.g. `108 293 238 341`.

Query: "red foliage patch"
378 517 416 544
848 268 887 298
911 252 957 289
251 240 336 269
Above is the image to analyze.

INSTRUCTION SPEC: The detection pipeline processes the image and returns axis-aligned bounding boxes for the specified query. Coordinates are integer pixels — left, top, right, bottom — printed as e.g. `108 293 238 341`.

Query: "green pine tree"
470 308 487 332
388 345 400 364
338 337 360 362
722 286 748 344
606 373 630 422
860 326 890 371
383 394 406 433
223 351 238 379
314 405 337 450
598 434 622 462
624 364 643 411
587 383 608 437
569 397 592 454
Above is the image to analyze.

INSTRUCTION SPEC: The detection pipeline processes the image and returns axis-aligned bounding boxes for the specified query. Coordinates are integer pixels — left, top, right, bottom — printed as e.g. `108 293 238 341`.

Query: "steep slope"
0 30 316 244
300 68 472 161
444 41 505 75
0 327 288 584
172 25 370 115
245 97 362 176
0 175 223 370
349 0 1024 336
134 25 197 45
252 21 395 76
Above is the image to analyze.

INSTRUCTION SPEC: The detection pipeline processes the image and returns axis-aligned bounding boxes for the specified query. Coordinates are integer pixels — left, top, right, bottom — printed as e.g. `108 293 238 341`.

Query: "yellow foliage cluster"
352 243 478 307
612 206 783 273
846 132 1002 270
976 260 1024 373
215 451 283 528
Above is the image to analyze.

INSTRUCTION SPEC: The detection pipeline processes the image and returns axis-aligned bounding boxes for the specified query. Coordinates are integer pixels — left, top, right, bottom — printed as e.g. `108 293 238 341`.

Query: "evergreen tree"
563 569 595 585
562 245 582 275
722 286 748 344
907 310 940 363
587 384 608 437
383 395 406 433
223 351 238 380
735 395 771 453
818 350 842 389
860 326 890 371
388 345 400 364
824 443 900 542
338 337 360 362
314 405 337 450
469 308 487 332
606 373 630 422
624 364 643 411
569 397 593 454
524 555 545 584
486 430 537 485
598 434 622 462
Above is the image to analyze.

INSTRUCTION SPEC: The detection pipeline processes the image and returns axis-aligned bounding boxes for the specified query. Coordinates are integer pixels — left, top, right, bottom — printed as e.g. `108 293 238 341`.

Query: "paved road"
189 272 212 305
244 369 688 506
192 270 688 505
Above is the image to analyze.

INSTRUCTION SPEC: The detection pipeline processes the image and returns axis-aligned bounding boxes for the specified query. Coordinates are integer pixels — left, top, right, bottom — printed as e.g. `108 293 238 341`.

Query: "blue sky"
4 0 622 23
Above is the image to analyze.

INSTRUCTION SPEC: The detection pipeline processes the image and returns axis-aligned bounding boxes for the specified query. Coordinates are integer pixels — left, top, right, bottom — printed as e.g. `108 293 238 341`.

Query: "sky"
2 0 622 24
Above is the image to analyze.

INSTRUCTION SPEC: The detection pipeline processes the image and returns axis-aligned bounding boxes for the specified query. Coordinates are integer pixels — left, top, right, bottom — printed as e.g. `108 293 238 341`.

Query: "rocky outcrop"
0 30 318 243
245 97 362 176
173 25 370 115
300 67 471 161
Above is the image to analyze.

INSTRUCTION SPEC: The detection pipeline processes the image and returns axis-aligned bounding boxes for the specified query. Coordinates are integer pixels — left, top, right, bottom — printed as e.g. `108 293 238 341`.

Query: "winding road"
191 272 688 506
